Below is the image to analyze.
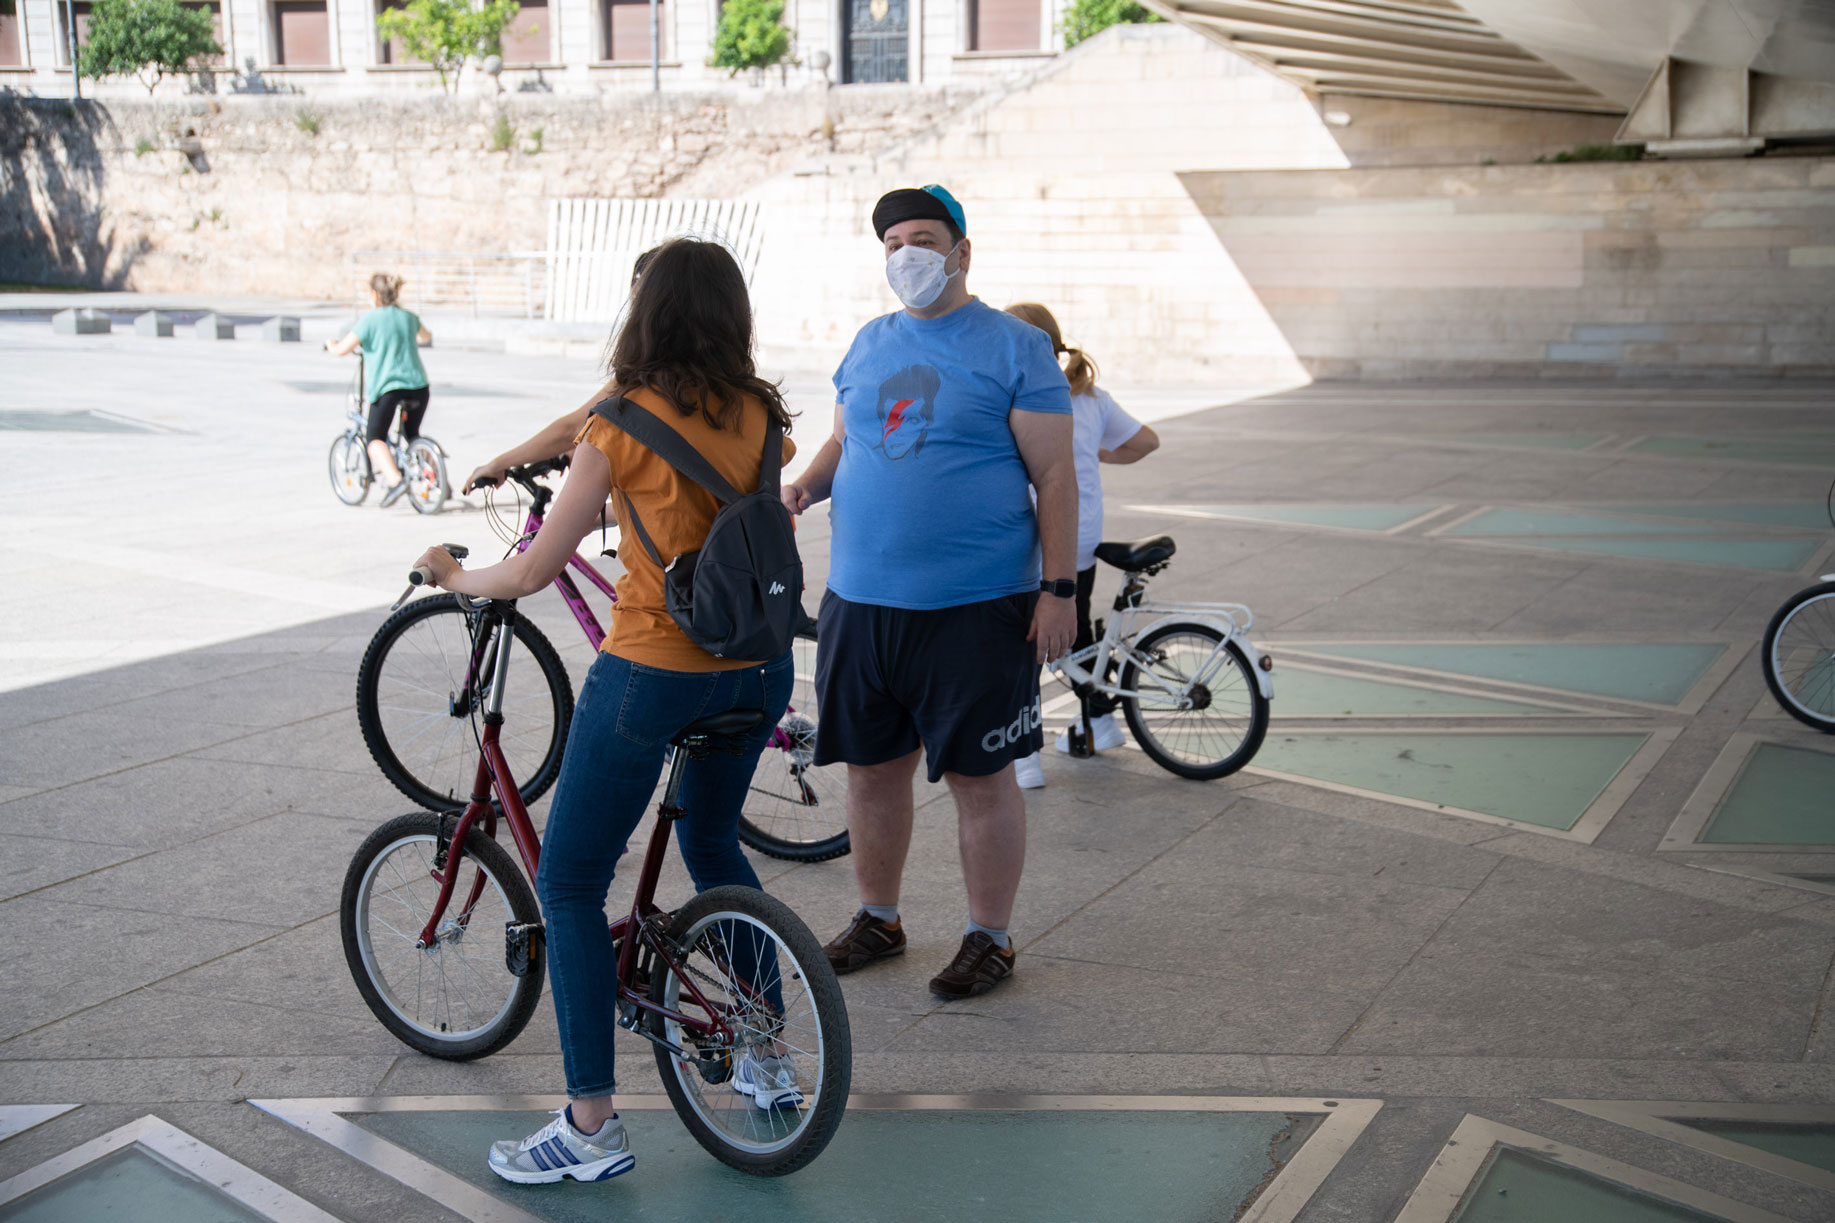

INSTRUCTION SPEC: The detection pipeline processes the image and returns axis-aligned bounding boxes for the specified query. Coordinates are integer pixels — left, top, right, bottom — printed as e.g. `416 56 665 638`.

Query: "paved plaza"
3 308 1835 1220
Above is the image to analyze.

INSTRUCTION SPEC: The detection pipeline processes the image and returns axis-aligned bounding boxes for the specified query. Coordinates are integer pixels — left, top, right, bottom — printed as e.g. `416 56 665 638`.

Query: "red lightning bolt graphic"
883 399 915 444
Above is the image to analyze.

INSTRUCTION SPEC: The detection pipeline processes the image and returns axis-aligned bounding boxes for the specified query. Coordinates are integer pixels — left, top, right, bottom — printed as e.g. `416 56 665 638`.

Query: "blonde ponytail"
1003 301 1099 396
369 272 405 306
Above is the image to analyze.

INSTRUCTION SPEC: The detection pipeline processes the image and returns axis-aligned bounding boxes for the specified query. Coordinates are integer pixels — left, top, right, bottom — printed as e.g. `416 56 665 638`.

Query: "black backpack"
590 396 805 660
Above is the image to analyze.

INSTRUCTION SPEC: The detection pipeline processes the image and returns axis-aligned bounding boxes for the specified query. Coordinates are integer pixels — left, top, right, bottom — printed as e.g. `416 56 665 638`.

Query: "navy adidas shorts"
812 590 1042 783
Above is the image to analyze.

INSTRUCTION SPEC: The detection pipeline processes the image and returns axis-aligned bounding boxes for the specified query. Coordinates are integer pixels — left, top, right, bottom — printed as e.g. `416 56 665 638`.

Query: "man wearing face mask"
781 185 1077 1000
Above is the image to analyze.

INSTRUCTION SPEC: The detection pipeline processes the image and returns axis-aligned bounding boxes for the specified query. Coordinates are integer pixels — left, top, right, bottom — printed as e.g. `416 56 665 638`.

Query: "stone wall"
1181 155 1835 377
0 86 978 296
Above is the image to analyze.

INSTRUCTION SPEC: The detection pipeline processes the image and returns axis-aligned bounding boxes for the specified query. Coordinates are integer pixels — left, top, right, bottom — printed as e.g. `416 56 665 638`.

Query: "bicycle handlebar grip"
408 565 433 587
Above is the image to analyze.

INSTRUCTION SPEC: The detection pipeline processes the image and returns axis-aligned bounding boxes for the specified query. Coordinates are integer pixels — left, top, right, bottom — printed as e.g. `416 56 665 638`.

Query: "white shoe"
1057 713 1126 754
487 1108 635 1184
1014 752 1045 789
732 1052 805 1109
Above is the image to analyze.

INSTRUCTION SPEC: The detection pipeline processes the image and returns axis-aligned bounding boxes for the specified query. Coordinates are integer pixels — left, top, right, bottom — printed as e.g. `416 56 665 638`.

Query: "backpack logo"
769 581 786 595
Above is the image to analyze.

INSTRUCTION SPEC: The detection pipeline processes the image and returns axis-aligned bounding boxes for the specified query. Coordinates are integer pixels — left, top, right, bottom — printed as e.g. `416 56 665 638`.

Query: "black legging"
365 386 430 444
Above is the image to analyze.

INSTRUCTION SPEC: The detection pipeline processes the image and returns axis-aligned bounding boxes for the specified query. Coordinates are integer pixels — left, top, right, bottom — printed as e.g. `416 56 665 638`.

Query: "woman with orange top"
410 238 800 1185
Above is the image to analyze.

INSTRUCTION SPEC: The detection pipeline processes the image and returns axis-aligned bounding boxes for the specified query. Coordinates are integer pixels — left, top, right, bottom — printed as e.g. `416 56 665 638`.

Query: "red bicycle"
339 574 852 1176
352 456 849 862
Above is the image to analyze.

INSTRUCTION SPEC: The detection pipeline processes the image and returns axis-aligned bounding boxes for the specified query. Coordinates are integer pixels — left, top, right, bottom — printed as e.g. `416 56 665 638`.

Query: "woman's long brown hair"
605 237 791 430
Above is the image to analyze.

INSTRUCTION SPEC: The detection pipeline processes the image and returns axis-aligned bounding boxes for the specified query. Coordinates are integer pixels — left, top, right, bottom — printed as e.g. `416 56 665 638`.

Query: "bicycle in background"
328 352 450 513
1760 479 1835 732
1048 534 1273 779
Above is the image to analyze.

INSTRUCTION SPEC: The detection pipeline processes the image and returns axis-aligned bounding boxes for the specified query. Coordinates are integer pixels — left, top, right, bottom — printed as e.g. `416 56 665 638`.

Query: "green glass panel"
1489 535 1820 572
1628 436 1835 467
1274 669 1556 716
1295 643 1726 706
1685 1121 1835 1174
1455 1148 1726 1223
1609 504 1835 530
1700 743 1835 845
1446 509 1708 536
1132 503 1438 531
1451 432 1607 451
1254 733 1647 830
356 1109 1307 1223
0 1148 267 1223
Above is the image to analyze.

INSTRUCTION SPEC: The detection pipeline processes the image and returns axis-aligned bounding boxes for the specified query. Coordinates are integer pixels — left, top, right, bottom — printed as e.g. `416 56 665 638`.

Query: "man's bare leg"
846 750 921 907
945 764 1027 930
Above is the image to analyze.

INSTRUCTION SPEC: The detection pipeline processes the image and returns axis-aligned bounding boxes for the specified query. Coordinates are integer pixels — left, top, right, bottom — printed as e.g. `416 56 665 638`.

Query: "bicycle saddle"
672 708 767 748
1094 535 1176 571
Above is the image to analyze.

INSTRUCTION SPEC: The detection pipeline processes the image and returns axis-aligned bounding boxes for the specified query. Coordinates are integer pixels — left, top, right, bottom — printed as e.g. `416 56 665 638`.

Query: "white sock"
966 920 1010 949
863 903 900 925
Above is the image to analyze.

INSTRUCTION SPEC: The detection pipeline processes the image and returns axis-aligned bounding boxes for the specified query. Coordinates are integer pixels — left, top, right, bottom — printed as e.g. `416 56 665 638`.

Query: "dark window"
181 1 225 67
273 0 331 66
501 0 548 63
842 0 905 84
968 0 1038 52
54 1 94 67
602 0 664 61
376 0 421 65
0 0 22 67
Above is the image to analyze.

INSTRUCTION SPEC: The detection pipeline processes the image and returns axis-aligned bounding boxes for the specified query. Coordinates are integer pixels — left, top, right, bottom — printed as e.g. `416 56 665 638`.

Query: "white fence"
350 251 547 318
544 198 767 323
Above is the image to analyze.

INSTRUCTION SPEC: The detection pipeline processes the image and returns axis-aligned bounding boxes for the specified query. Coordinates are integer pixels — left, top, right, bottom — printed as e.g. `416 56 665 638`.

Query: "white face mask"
886 241 961 310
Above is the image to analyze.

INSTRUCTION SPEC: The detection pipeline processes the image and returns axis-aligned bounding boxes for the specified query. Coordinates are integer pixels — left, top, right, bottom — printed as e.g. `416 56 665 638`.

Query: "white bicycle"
1048 535 1273 779
1759 481 1835 734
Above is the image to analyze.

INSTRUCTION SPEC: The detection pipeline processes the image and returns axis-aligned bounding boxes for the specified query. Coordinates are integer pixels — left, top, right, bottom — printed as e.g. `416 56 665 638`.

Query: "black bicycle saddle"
672 708 767 748
1093 535 1176 571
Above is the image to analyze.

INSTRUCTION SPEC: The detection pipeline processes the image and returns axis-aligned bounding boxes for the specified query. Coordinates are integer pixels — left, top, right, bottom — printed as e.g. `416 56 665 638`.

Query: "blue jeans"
536 648 794 1100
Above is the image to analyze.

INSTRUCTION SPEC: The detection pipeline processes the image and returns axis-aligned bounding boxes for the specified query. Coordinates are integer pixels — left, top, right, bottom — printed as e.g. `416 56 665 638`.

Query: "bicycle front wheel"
329 434 370 505
740 632 850 863
1763 581 1835 732
405 437 449 515
356 595 574 811
651 885 850 1177
1119 622 1269 780
341 812 543 1060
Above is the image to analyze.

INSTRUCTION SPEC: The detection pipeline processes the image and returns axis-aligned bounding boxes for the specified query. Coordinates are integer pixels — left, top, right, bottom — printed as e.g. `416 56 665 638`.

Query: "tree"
375 0 522 93
78 0 222 95
710 0 791 75
1061 0 1162 50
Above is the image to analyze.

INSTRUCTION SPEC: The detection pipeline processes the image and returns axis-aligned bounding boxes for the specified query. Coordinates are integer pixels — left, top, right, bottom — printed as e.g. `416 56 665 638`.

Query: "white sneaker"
732 1052 805 1109
1057 713 1126 754
487 1107 635 1184
1013 752 1045 789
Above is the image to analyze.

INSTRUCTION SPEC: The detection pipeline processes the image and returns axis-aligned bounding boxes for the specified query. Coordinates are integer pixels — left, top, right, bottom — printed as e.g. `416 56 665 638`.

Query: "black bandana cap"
872 185 967 241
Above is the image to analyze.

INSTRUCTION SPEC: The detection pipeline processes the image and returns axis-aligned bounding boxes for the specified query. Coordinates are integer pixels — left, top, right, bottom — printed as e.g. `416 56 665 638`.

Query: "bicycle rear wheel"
357 595 573 810
405 437 449 515
651 886 850 1176
329 434 370 505
1119 622 1269 780
341 812 543 1060
740 631 850 862
1763 581 1835 733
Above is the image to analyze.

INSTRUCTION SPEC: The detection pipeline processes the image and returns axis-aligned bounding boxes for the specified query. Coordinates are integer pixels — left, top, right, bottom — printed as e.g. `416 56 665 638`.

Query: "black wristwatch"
1040 578 1077 599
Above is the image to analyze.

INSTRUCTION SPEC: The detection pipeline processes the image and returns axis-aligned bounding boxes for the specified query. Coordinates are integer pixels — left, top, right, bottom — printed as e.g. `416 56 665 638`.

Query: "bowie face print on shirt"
874 364 941 459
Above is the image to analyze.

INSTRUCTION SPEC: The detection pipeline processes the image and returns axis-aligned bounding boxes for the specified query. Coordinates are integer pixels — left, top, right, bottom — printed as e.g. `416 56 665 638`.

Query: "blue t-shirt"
829 299 1072 610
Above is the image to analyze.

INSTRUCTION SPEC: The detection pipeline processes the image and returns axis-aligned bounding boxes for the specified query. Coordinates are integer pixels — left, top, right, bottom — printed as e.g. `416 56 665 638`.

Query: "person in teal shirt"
326 272 433 507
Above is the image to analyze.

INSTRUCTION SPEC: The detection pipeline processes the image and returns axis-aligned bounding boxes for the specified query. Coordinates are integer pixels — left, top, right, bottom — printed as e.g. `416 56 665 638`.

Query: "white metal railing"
350 251 548 318
544 198 766 323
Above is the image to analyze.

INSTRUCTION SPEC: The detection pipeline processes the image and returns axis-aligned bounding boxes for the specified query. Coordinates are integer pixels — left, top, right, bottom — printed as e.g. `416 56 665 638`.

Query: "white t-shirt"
1072 387 1144 572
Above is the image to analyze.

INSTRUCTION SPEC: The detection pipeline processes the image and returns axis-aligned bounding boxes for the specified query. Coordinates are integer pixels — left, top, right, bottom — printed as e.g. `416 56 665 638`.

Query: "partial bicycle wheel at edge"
651 885 850 1177
739 631 850 863
341 811 543 1059
405 437 449 515
329 434 370 505
357 594 573 811
1763 581 1835 733
1119 622 1269 780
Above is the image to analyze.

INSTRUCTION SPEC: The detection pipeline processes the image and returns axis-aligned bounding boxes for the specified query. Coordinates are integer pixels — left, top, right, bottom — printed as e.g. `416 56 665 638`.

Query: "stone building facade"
0 0 1073 97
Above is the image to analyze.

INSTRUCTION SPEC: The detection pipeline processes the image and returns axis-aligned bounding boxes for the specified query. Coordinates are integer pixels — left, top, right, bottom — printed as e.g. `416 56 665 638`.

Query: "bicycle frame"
411 602 758 1053
1048 577 1273 704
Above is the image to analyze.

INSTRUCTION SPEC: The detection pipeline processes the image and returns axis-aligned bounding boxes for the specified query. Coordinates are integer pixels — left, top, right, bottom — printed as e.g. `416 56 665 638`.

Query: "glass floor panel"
1291 643 1727 706
1273 669 1558 717
1626 436 1835 467
1604 504 1835 530
1683 1121 1835 1175
1128 503 1439 531
356 1108 1308 1223
1468 535 1822 572
1254 733 1648 830
1700 743 1835 845
1445 509 1708 536
1455 1148 1725 1222
0 1146 268 1223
